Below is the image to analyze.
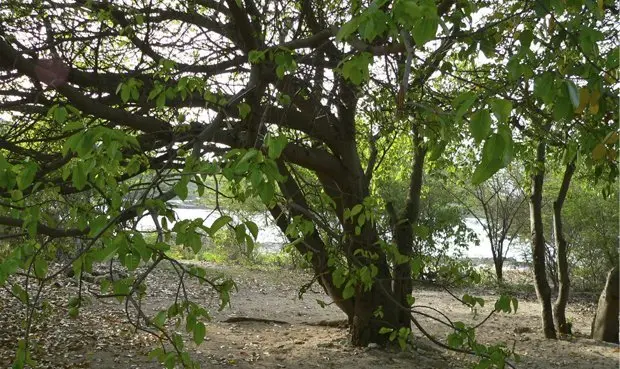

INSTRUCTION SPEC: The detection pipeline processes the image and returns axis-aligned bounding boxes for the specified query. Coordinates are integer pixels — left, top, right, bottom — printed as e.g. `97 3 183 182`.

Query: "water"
137 206 526 261
462 218 525 261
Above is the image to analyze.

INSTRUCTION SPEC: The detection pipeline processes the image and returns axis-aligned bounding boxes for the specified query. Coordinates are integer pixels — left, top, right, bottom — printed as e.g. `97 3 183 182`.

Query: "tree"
447 169 527 282
529 140 557 338
551 158 576 334
0 1 617 367
518 168 619 291
562 180 618 290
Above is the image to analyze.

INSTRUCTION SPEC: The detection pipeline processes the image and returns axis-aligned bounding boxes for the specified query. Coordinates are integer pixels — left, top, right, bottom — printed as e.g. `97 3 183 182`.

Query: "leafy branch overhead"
0 0 617 368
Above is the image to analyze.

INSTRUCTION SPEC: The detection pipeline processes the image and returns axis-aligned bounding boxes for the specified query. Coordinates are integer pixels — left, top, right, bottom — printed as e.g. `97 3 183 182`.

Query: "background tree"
446 169 528 283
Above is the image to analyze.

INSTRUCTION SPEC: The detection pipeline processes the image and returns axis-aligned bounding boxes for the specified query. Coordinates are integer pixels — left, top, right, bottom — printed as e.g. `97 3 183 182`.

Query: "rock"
591 266 619 343
367 342 379 349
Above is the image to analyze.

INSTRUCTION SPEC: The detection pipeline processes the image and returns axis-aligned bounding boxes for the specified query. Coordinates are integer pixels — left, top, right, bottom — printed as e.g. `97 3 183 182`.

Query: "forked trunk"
529 141 557 339
552 160 575 334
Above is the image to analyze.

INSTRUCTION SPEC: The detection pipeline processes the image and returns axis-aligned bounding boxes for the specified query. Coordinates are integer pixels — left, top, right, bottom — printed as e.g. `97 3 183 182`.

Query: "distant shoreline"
147 203 529 263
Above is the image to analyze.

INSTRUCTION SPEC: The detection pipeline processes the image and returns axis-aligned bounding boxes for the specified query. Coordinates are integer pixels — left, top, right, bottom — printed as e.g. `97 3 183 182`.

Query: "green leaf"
332 268 346 288
469 110 492 144
164 353 176 369
342 282 355 300
62 120 83 132
506 57 522 81
592 143 606 161
566 80 580 108
155 92 166 108
17 162 38 190
123 252 140 271
519 29 534 49
234 224 246 244
472 134 506 185
553 87 574 121
94 241 119 263
174 180 189 200
428 140 446 161
72 161 88 190
341 53 373 85
336 18 361 41
152 310 167 328
410 256 423 276
248 50 266 64
533 72 555 104
266 135 288 159
497 125 514 166
34 258 47 279
245 234 255 255
237 103 251 119
453 91 478 122
490 98 513 124
120 85 130 103
494 295 513 313
54 106 68 123
412 16 438 46
210 215 232 235
239 149 258 164
186 311 197 332
350 204 363 218
112 279 130 303
193 321 206 345
245 221 258 239
12 284 28 304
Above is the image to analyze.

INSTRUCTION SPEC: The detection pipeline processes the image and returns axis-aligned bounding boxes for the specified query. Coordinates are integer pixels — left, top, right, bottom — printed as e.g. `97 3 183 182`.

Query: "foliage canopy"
0 0 617 367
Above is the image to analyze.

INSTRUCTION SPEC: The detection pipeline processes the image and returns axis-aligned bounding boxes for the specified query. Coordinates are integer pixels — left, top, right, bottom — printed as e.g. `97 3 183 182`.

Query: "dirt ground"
0 262 618 369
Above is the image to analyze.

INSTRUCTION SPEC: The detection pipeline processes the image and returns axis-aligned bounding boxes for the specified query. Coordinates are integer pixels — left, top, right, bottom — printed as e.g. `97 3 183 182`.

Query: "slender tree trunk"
494 256 504 283
491 239 505 283
529 141 557 339
391 141 427 329
545 242 559 291
553 159 576 334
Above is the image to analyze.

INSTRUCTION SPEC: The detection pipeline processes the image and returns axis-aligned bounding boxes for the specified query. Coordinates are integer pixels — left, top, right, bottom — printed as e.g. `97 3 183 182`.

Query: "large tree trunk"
529 141 557 339
591 267 619 343
552 160 575 334
350 282 399 346
274 148 409 346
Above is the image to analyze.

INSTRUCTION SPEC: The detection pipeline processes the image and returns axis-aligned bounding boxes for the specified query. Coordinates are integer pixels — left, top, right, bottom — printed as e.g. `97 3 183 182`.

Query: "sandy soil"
0 262 618 369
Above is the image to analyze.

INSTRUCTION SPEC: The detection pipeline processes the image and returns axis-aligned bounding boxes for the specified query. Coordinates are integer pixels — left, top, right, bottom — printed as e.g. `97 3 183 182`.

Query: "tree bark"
494 256 504 283
391 141 427 328
591 266 619 343
529 141 557 339
552 159 576 334
275 144 408 346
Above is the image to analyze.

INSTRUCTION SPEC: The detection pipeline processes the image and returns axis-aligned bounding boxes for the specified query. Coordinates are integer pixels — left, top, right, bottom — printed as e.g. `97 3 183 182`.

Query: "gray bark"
591 267 619 343
529 141 557 339
552 160 575 334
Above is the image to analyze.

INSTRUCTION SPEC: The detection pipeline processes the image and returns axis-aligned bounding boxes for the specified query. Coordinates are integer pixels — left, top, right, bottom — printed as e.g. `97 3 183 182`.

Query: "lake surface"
137 206 526 261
